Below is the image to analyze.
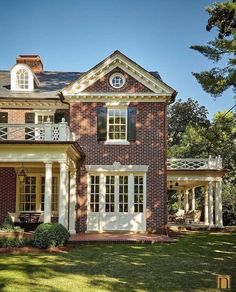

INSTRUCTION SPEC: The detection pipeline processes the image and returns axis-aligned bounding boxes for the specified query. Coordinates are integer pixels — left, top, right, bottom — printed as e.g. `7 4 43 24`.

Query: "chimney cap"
16 54 43 73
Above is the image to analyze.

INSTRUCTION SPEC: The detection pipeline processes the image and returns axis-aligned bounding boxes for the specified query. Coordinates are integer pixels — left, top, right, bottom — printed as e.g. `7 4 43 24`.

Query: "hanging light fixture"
175 182 179 187
169 181 173 189
17 163 28 183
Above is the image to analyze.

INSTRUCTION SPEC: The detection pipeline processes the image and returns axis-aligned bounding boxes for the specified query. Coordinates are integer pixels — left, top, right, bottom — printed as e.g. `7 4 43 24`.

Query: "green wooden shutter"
127 107 136 142
54 112 64 123
25 112 35 140
97 107 107 141
0 112 8 140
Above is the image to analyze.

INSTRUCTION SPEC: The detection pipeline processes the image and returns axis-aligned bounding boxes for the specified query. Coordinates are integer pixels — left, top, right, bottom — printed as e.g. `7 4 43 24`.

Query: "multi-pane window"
19 176 36 211
134 176 144 213
119 176 128 212
90 175 100 212
16 69 29 90
105 176 115 212
108 109 127 140
40 177 59 212
37 115 54 124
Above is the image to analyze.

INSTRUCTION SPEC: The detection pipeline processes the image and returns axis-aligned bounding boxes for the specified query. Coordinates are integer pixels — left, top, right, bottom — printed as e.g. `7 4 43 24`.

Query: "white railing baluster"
167 157 222 170
0 122 74 142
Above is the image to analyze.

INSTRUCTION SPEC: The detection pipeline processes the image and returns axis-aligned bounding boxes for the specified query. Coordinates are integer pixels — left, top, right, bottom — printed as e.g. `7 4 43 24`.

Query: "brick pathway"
69 232 176 244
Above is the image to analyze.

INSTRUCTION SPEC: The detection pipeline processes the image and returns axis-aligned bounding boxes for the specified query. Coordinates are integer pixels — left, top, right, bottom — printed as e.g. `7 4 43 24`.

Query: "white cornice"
64 93 170 103
62 53 175 96
0 100 68 109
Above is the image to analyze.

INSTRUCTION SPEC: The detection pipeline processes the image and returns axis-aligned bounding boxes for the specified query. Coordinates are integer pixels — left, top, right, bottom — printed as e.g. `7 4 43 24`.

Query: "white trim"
62 52 175 96
104 141 130 145
86 164 149 173
0 101 68 110
109 72 126 88
63 93 170 103
106 107 128 143
11 64 34 92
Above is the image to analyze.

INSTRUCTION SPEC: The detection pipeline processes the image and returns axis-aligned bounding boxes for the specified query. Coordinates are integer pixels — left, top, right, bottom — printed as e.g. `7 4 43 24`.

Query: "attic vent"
16 55 43 73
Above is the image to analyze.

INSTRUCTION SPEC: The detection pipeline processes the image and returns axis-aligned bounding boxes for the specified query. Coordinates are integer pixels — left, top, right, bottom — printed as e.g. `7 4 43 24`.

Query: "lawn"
0 232 235 292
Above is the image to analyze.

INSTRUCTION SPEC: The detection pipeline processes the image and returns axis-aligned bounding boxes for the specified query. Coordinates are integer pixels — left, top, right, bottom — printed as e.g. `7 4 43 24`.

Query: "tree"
190 1 236 98
168 98 209 147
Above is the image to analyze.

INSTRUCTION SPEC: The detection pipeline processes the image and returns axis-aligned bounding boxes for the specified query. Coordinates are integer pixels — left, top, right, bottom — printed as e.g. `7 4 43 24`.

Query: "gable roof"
62 50 177 102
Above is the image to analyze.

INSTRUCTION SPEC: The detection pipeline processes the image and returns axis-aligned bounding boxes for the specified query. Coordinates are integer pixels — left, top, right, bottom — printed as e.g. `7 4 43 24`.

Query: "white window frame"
109 73 126 88
11 64 34 91
105 105 129 145
16 173 59 214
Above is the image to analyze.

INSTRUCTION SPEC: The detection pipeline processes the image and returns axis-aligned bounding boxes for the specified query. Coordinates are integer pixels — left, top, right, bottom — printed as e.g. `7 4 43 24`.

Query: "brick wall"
83 67 153 93
0 168 16 224
70 102 167 233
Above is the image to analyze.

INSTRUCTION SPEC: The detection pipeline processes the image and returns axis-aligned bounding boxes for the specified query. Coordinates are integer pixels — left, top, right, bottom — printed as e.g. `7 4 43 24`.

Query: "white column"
191 188 195 211
184 190 189 212
208 181 214 227
178 191 182 210
59 161 69 228
44 162 52 223
204 185 209 225
69 169 77 234
215 180 223 227
99 173 105 232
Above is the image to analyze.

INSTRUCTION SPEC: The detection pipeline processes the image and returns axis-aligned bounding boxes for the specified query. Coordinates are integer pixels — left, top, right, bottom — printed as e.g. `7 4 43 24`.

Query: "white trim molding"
86 162 149 173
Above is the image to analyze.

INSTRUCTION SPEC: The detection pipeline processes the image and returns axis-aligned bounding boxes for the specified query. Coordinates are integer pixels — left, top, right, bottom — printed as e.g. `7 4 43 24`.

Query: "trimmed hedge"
33 223 70 248
0 238 25 248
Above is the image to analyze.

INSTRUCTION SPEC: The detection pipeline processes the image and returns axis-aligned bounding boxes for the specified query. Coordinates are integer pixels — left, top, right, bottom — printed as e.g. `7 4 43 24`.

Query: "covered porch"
167 156 226 228
0 142 83 234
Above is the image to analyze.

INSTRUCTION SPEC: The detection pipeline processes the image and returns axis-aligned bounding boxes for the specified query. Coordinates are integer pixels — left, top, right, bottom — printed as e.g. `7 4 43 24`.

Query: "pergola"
167 156 226 228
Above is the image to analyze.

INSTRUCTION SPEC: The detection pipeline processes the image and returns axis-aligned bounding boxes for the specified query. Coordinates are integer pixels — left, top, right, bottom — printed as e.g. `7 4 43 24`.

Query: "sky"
0 0 235 119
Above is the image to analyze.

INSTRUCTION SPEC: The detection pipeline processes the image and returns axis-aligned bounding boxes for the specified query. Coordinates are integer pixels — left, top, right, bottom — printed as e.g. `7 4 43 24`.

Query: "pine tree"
190 1 236 98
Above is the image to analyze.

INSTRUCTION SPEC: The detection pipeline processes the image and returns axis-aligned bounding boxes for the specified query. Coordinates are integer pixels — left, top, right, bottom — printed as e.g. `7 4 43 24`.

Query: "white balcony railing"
167 156 222 170
0 119 75 142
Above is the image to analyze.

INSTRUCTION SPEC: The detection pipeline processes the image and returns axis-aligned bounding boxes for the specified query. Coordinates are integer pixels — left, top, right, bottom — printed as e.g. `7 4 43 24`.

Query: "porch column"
215 180 223 227
44 162 52 223
69 169 77 234
191 188 195 211
204 185 209 225
184 189 189 212
208 181 214 227
178 191 182 210
59 161 69 228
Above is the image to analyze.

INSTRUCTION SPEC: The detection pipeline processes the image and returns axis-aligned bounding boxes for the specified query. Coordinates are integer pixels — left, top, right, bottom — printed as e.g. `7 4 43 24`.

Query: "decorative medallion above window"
10 64 34 91
109 73 126 89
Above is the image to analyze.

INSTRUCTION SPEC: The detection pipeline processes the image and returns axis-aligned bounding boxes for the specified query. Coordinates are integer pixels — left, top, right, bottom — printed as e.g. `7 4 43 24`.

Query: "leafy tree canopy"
168 98 209 147
190 1 236 98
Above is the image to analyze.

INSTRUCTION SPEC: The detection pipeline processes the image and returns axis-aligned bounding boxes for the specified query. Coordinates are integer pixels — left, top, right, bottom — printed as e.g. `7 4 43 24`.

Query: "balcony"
0 119 75 142
167 156 222 170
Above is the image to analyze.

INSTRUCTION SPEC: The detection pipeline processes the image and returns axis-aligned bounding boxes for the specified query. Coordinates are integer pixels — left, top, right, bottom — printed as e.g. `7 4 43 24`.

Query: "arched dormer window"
16 68 29 89
11 64 34 91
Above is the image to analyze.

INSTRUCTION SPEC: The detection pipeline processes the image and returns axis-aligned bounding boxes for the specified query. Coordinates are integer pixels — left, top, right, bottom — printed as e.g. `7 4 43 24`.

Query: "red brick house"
4 50 218 234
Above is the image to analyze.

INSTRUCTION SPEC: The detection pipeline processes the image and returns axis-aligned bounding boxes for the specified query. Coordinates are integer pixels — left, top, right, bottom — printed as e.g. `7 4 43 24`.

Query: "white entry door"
87 174 146 232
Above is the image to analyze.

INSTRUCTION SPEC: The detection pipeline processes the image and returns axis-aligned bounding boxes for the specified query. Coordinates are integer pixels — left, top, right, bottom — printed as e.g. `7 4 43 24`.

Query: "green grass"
0 232 235 292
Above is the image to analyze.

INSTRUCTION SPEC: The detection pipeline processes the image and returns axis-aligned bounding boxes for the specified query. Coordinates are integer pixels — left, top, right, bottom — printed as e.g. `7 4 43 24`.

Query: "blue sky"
0 0 234 118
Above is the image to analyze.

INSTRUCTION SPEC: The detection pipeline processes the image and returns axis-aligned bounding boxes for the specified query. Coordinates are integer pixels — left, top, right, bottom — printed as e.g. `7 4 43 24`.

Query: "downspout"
58 91 71 125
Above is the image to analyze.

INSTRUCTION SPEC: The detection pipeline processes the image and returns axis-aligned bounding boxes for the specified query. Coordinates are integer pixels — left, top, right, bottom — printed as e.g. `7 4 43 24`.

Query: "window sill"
104 140 130 145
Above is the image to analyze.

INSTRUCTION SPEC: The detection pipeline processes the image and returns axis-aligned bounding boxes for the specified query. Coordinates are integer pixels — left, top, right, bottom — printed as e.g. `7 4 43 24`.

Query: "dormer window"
11 64 34 91
16 69 29 90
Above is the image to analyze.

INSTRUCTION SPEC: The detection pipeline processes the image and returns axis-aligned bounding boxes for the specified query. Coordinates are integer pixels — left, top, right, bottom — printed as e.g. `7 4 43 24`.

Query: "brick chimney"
16 55 43 73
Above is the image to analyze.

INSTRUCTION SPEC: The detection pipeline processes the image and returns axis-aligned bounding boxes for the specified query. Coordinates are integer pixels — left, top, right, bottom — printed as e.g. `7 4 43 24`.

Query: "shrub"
33 223 70 248
1 214 14 231
0 238 25 248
